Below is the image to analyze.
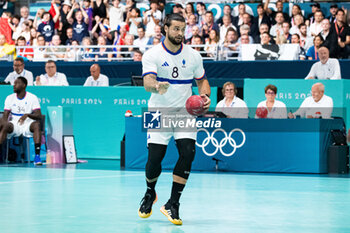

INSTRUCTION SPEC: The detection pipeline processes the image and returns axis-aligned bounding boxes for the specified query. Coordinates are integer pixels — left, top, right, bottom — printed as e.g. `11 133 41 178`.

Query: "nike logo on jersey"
161 61 169 67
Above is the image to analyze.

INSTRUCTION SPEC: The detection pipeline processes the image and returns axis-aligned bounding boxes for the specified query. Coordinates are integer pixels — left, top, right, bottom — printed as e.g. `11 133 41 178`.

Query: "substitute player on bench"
0 77 43 165
138 13 211 225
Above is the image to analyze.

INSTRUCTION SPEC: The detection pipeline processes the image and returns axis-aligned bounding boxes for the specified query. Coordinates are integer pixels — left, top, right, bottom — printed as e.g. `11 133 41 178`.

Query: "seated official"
289 83 333 119
215 82 248 118
5 57 33 86
35 60 69 86
84 64 109 87
256 84 287 119
305 46 341 80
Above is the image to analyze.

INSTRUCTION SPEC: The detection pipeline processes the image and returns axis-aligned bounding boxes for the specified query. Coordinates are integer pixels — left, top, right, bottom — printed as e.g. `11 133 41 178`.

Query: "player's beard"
168 34 183 45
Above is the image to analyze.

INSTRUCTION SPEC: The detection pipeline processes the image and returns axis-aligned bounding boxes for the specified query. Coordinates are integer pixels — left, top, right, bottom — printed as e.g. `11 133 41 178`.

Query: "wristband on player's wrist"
205 94 210 98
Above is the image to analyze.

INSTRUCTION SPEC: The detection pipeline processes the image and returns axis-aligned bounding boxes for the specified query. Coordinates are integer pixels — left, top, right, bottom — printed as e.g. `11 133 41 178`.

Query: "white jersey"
4 92 41 123
142 42 205 108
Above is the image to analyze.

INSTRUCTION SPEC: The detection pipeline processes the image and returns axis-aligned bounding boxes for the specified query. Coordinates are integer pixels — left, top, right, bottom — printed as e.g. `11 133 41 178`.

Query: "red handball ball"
186 95 205 116
256 106 268 118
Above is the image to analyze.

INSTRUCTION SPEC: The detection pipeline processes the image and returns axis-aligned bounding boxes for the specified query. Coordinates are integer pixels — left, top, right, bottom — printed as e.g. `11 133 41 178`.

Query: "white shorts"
147 130 197 145
7 120 34 139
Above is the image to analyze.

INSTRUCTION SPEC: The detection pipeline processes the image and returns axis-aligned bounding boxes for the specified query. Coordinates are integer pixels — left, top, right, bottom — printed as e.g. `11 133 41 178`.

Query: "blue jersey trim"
11 112 24 116
157 77 192 84
142 72 157 78
161 41 183 56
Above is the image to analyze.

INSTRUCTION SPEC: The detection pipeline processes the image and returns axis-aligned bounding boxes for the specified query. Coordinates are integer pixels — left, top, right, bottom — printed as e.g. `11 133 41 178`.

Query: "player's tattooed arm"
144 74 170 95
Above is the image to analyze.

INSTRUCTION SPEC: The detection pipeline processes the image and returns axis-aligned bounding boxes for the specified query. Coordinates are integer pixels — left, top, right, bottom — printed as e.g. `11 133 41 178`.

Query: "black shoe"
160 200 182 225
138 191 157 218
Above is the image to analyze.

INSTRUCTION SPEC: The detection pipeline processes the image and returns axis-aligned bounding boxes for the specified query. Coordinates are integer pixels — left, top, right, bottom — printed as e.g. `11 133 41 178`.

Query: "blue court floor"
0 160 350 233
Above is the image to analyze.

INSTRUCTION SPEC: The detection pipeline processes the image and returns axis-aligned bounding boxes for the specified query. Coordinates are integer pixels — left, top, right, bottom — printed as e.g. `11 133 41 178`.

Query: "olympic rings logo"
196 128 246 157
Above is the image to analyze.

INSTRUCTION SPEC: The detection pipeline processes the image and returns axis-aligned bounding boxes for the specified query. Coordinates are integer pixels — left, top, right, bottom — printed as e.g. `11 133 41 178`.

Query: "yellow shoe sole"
160 206 182 225
138 194 158 218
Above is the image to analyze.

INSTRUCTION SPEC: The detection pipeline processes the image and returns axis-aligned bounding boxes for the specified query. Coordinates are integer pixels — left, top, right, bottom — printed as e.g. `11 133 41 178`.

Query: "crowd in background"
0 0 349 62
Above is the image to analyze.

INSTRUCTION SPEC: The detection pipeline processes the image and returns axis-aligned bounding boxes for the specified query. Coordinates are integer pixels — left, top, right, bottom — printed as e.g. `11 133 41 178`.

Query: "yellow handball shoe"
160 201 182 225
138 192 157 218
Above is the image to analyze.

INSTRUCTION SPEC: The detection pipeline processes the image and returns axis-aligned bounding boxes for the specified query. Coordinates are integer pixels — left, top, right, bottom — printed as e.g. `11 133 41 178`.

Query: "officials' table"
124 117 344 173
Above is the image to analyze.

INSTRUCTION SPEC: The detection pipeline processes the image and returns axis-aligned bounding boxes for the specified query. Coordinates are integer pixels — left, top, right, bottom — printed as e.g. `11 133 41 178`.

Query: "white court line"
0 173 143 185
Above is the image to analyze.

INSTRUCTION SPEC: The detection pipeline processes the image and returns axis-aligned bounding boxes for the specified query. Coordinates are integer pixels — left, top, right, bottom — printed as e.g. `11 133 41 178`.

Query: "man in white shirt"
215 82 248 118
108 0 126 31
134 26 149 52
35 60 69 86
310 10 324 37
143 0 162 37
289 83 333 119
84 64 109 86
5 57 33 86
305 46 341 80
0 77 43 165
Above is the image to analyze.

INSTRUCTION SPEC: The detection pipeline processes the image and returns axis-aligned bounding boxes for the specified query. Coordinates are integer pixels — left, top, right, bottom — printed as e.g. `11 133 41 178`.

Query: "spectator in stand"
270 12 284 38
191 35 206 57
35 60 69 86
255 32 279 60
16 36 33 61
253 23 270 44
205 29 219 58
290 14 304 35
330 9 350 59
29 27 38 46
264 0 289 25
84 64 109 86
216 5 234 27
0 34 15 59
220 28 239 59
8 14 20 40
299 23 313 51
46 35 66 60
185 14 200 43
238 24 254 44
67 3 90 44
219 15 236 44
185 25 200 44
276 21 291 45
143 0 161 37
307 2 321 25
92 0 108 19
241 12 256 37
252 4 271 36
319 19 338 58
183 3 197 21
237 34 251 60
328 4 338 24
216 82 248 118
91 16 112 45
36 4 60 42
117 34 134 59
33 35 47 61
291 34 306 60
172 3 184 16
289 83 333 119
5 57 33 85
256 84 287 119
64 27 74 45
202 11 219 39
147 24 165 45
196 2 206 27
305 46 341 80
59 0 73 45
65 40 82 61
124 0 136 20
310 10 324 37
18 20 31 42
290 4 303 27
112 22 128 46
19 6 34 27
133 49 142 61
306 35 324 60
82 0 93 31
134 26 149 52
126 7 142 38
152 37 160 45
94 36 112 61
232 3 249 29
108 0 126 32
81 36 94 61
